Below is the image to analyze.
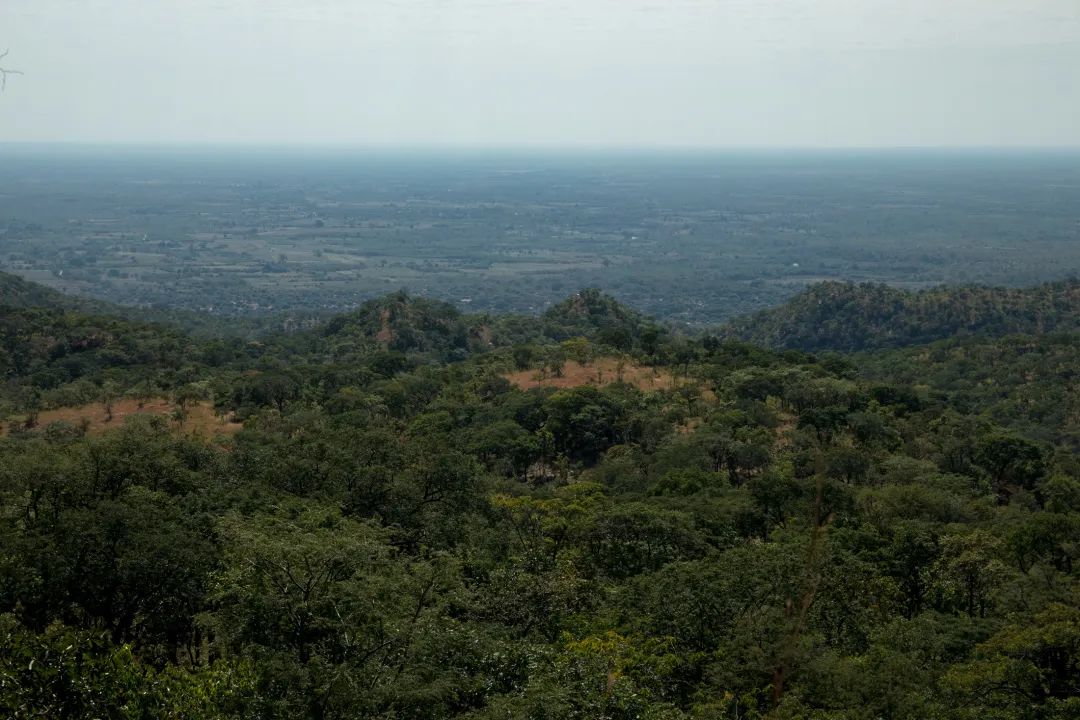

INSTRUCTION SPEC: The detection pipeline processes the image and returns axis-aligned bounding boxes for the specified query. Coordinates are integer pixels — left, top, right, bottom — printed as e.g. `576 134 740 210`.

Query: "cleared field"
504 358 677 392
6 398 242 438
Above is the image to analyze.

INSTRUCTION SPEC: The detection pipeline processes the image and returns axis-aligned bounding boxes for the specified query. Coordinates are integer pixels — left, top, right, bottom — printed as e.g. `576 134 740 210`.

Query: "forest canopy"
0 274 1078 719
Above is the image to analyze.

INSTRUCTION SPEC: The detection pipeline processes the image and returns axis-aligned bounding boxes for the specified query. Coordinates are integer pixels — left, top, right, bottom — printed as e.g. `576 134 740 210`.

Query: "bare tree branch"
0 50 24 92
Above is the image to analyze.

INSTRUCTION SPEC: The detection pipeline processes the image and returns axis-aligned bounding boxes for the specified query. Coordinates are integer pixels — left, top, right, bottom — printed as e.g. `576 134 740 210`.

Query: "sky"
1 0 1079 148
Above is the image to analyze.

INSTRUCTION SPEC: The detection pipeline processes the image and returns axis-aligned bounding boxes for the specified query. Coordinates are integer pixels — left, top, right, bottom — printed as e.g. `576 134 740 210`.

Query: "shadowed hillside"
0 270 102 311
724 279 1080 352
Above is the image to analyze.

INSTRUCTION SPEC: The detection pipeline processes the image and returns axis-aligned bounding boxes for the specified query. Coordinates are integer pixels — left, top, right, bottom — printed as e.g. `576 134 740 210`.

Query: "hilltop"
539 287 660 347
312 287 661 361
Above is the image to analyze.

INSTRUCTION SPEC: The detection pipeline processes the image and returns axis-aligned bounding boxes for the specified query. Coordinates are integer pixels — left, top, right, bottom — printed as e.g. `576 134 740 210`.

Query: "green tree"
932 530 1009 618
945 603 1080 720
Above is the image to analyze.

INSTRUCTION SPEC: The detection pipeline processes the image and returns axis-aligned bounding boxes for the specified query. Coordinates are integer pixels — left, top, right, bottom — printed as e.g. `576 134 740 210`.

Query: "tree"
0 614 259 720
101 381 120 423
6 485 217 659
467 419 540 478
234 371 300 413
888 522 940 617
542 386 624 464
207 505 464 719
696 423 773 487
545 346 567 379
945 603 1080 719
512 344 537 371
932 530 1009 618
580 503 705 579
560 337 593 366
173 384 205 431
825 445 871 484
0 50 22 92
974 434 1046 500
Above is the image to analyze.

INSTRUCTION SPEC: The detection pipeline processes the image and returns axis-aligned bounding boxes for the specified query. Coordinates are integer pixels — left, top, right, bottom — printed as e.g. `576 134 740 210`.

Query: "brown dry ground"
503 359 795 453
5 398 242 438
504 358 678 392
375 308 394 344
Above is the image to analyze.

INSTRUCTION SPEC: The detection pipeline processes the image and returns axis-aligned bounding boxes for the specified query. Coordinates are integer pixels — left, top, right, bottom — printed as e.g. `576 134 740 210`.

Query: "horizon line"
2 141 1079 154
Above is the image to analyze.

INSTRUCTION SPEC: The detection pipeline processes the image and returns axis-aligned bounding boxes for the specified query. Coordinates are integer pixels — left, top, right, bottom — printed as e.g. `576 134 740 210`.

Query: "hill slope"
539 287 662 349
0 270 102 311
723 279 1080 352
862 331 1080 448
319 291 474 358
313 288 663 361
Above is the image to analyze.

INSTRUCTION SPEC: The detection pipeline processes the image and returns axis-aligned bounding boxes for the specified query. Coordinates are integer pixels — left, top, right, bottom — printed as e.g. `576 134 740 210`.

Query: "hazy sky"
2 0 1079 147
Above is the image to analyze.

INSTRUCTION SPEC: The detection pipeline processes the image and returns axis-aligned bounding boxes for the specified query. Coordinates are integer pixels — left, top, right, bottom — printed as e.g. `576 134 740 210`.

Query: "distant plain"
2 146 1078 324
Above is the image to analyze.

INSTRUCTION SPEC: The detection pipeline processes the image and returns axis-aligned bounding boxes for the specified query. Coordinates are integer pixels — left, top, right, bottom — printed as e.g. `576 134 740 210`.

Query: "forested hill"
318 291 479 359
539 287 660 347
863 331 1080 449
723 279 1080 352
0 270 103 311
311 288 662 362
0 270 277 338
3 276 1080 719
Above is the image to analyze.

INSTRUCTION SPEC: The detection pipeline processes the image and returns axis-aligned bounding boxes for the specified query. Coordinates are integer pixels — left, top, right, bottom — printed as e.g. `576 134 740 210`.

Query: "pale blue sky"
2 0 1079 147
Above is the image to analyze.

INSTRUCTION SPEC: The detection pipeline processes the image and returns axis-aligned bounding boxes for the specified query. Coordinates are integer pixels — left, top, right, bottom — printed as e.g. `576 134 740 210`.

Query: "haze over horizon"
2 0 1080 149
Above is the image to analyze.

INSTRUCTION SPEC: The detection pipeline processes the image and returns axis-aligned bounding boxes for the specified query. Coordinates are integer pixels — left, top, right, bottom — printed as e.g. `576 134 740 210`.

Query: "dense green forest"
724 279 1080 352
1 274 1079 719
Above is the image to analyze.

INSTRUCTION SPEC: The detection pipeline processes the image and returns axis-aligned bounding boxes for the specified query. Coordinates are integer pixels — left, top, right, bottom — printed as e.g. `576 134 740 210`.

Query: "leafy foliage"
725 279 1080 352
1 276 1078 718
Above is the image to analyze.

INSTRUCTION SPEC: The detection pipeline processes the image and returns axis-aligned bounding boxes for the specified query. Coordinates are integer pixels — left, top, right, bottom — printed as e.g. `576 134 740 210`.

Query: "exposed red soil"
6 398 242 438
504 358 678 392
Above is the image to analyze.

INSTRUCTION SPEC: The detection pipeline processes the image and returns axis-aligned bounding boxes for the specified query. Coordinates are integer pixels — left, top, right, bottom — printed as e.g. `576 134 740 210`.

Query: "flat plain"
2 147 1078 325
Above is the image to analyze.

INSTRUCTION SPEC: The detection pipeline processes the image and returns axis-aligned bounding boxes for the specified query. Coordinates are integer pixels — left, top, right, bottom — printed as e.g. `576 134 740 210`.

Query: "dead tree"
0 50 23 91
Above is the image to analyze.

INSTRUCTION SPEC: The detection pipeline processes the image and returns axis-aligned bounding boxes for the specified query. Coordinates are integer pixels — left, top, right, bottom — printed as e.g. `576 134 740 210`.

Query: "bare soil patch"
6 398 242 438
504 358 678 392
